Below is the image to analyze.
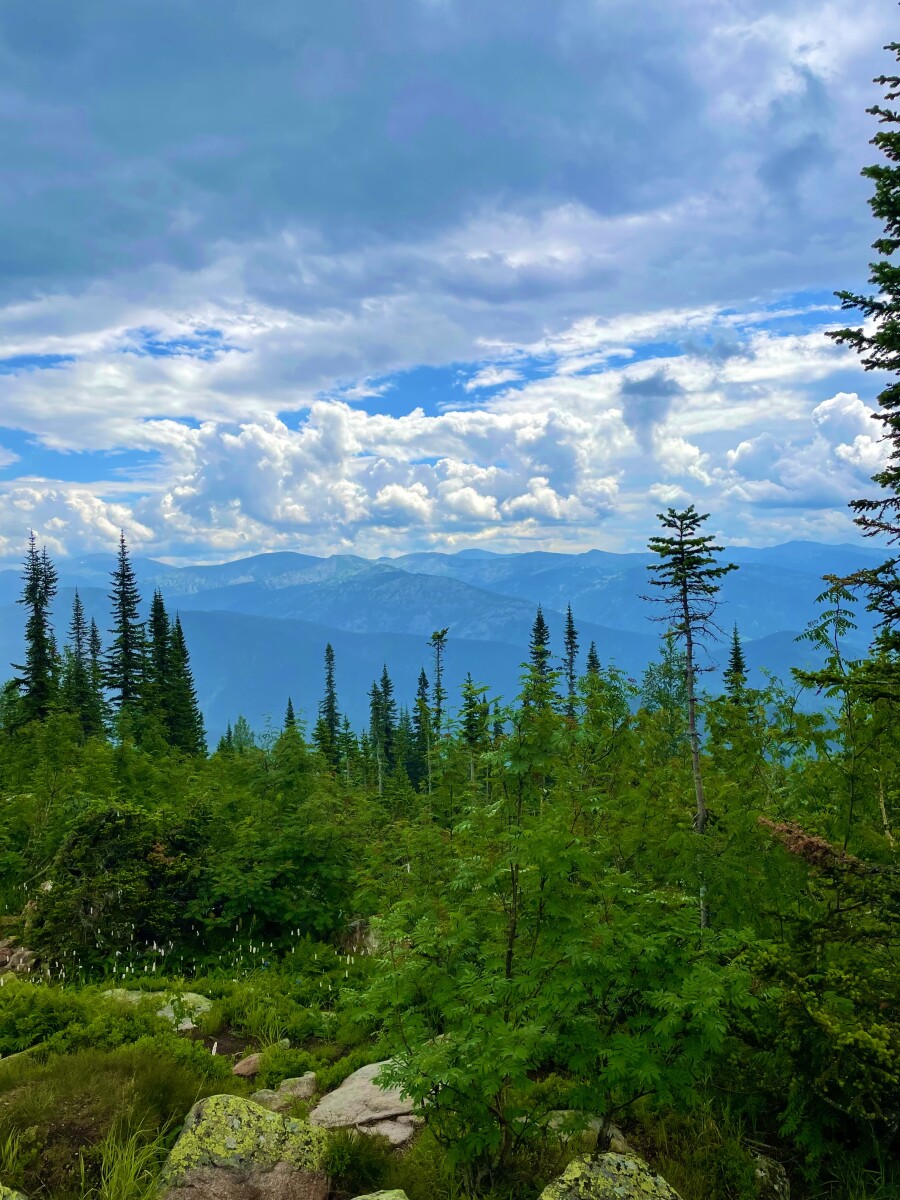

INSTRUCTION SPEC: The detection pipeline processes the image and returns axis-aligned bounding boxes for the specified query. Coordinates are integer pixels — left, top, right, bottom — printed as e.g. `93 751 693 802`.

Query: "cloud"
463 366 523 392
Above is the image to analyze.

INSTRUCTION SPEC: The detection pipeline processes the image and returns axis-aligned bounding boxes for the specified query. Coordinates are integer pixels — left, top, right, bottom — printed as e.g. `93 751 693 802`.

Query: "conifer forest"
0 26 899 1200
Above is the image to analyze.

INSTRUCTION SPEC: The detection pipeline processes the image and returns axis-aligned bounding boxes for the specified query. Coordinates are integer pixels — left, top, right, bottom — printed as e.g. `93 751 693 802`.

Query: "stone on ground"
753 1154 790 1200
308 1061 418 1148
539 1154 682 1200
350 1193 410 1199
159 1093 329 1200
102 988 212 1032
0 1185 26 1199
233 1051 262 1078
252 1072 318 1112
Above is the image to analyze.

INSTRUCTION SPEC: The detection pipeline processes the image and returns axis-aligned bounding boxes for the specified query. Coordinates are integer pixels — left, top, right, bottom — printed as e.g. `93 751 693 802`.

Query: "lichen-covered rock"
102 988 211 1032
0 1185 26 1199
252 1073 318 1112
159 1094 329 1200
539 1154 682 1200
753 1154 790 1200
309 1061 419 1147
350 1192 410 1199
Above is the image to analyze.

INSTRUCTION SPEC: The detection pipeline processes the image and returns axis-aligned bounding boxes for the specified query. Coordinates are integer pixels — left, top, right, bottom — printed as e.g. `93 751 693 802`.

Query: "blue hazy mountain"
0 540 882 738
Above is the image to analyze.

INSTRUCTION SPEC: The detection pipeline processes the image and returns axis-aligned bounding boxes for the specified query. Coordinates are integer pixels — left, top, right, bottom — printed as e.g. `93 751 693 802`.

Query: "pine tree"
105 531 145 714
529 605 551 679
13 532 59 723
586 640 601 676
563 603 579 717
430 629 448 736
828 46 900 643
724 625 747 701
217 720 234 754
166 615 206 754
284 696 297 730
644 506 737 928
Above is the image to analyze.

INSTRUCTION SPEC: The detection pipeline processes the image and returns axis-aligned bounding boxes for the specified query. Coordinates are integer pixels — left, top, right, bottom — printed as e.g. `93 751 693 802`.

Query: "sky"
0 0 896 564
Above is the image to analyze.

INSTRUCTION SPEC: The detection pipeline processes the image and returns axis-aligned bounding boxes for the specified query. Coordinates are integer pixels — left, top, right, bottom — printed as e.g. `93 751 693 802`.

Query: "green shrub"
256 1043 316 1089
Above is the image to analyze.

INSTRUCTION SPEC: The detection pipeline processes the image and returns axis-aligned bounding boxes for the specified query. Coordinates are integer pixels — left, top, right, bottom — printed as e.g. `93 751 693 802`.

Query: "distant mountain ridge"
0 540 884 737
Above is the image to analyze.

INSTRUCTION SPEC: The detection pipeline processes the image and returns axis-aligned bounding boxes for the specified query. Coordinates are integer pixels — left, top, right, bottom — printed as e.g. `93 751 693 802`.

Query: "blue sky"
0 0 895 564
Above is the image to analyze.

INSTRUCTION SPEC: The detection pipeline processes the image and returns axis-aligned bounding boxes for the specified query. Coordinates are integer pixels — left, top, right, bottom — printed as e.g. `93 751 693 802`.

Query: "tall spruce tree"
88 618 106 732
829 45 900 644
644 506 737 928
412 667 431 791
529 605 551 679
284 696 297 730
563 603 579 717
13 532 59 723
313 643 340 766
724 625 748 702
460 672 489 783
61 590 97 736
105 531 145 715
430 629 448 736
166 615 206 754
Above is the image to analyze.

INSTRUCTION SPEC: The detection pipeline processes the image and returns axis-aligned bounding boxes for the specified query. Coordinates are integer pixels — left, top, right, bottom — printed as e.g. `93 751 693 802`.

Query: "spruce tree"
460 672 489 782
724 624 748 701
166 615 206 754
13 532 59 723
217 721 234 753
412 667 431 790
105 531 145 714
88 618 107 733
284 696 297 730
61 590 96 736
430 629 448 736
313 643 340 765
563 603 579 717
586 640 601 676
144 590 170 725
644 506 737 928
529 605 551 679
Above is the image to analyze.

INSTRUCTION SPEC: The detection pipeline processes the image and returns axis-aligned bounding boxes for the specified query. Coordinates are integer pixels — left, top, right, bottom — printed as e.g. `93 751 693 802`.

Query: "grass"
79 1123 169 1200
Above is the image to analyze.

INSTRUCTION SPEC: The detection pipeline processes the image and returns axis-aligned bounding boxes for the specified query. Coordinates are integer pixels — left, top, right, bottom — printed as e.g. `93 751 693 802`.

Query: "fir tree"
460 672 489 782
144 590 170 719
644 506 737 928
563 603 579 717
724 625 747 701
217 721 234 754
105 531 145 714
828 46 900 642
88 618 106 733
13 532 59 723
284 696 297 730
586 640 601 676
166 615 206 755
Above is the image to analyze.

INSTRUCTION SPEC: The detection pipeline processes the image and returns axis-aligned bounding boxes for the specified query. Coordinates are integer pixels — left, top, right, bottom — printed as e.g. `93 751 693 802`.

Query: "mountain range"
0 540 886 739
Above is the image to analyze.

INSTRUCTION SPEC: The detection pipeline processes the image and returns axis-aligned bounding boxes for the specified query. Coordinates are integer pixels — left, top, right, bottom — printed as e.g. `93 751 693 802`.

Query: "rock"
0 939 36 974
252 1073 318 1112
102 988 212 1032
159 1094 329 1200
309 1061 419 1148
155 991 213 1032
233 1052 262 1078
546 1113 632 1154
753 1154 790 1200
0 1185 26 1199
350 1193 410 1200
539 1154 682 1200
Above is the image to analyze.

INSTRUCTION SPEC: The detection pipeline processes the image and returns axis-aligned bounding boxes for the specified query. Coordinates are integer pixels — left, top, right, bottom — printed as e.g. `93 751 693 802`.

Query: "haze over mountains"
0 541 885 739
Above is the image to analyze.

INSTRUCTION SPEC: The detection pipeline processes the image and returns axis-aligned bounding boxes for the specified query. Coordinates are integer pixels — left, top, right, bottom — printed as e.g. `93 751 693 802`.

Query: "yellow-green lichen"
160 1093 327 1186
0 1185 26 1199
350 1193 411 1199
539 1154 683 1200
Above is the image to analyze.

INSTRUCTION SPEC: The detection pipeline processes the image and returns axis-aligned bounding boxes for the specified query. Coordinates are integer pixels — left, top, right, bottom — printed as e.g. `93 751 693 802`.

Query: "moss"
0 1187 25 1199
160 1094 327 1185
539 1154 683 1200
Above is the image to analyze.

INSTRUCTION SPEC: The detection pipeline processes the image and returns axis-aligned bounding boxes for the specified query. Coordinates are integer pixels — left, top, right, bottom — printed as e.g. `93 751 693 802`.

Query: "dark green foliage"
61 590 105 738
430 628 448 735
284 695 297 730
166 615 206 754
29 801 207 966
528 604 551 679
585 639 600 676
